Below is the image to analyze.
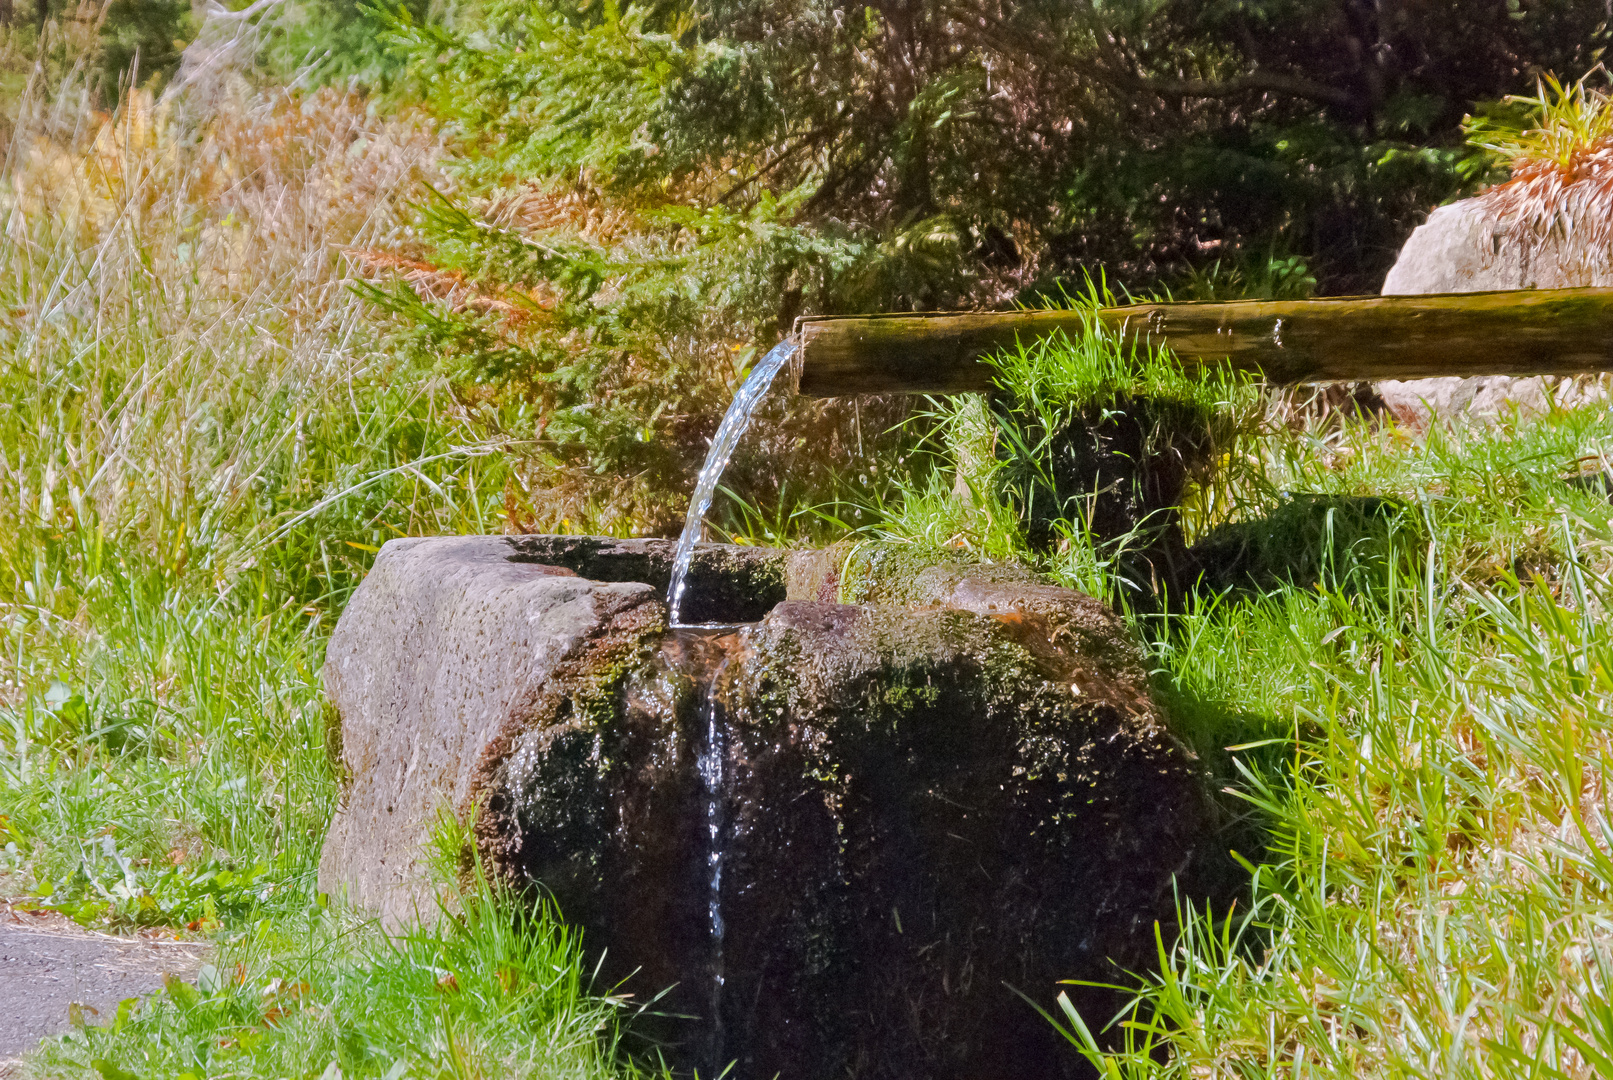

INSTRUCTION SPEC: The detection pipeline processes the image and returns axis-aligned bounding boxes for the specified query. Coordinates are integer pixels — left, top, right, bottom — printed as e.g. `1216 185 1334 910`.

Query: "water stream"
667 339 800 626
696 677 729 1073
665 337 797 1069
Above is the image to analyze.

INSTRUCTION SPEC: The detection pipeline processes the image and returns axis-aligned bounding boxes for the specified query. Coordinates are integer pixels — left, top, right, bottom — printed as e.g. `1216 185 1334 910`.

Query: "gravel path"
0 901 207 1077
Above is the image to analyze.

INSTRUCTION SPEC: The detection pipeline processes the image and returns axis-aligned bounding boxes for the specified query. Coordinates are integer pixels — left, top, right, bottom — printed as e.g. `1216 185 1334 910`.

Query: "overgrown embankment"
0 60 646 1077
872 320 1613 1078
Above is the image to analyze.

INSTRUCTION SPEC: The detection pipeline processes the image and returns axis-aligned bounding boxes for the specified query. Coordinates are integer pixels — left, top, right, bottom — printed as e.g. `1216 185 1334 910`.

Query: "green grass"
0 69 641 1079
1047 544 1613 1079
0 112 495 923
852 328 1613 1078
33 875 637 1080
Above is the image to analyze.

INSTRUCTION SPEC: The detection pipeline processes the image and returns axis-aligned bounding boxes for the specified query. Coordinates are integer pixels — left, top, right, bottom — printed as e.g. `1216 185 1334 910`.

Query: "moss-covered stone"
835 540 1037 605
323 535 1217 1080
483 584 1208 1079
801 541 1150 690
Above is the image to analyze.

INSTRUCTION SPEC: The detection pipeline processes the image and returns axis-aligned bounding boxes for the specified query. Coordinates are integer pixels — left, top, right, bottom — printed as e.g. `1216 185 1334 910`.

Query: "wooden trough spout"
791 286 1613 397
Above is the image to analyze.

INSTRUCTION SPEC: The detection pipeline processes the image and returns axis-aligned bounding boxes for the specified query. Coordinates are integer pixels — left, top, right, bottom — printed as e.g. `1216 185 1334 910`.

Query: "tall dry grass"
2 72 458 560
0 37 662 1079
0 49 517 922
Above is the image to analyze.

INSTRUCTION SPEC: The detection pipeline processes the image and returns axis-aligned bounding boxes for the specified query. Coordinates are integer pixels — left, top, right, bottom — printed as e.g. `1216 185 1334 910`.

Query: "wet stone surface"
506 535 788 625
321 536 1220 1079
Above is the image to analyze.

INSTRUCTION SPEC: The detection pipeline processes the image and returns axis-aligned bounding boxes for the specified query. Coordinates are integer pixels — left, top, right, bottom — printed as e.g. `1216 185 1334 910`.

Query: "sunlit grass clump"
855 325 1613 1078
1464 67 1613 257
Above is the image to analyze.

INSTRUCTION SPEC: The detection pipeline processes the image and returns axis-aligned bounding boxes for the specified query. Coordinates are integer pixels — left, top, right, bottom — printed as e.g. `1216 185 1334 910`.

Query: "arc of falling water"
667 339 801 625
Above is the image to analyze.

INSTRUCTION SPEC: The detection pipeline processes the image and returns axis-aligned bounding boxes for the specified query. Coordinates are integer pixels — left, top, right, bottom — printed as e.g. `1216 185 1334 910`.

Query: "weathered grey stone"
1384 199 1613 295
1377 198 1612 428
320 536 1219 1079
317 535 664 925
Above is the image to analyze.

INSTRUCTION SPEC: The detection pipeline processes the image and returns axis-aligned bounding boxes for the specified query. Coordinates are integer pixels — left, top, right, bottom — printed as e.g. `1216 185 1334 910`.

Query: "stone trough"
319 535 1217 1079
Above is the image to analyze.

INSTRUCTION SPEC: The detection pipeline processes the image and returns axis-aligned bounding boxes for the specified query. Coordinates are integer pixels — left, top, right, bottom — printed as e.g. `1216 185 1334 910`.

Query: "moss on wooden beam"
792 287 1613 396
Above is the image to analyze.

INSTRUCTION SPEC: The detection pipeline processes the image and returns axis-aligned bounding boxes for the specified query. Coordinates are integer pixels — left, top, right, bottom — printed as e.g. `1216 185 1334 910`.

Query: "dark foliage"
334 0 1612 532
379 0 1613 296
98 0 193 95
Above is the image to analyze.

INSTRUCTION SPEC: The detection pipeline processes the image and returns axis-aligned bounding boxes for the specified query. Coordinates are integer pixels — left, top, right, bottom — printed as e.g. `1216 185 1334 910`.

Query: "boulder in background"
1378 190 1612 428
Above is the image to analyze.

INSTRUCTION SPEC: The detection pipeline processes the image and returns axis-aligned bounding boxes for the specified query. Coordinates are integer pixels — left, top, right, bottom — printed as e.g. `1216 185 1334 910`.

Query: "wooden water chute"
791 287 1613 396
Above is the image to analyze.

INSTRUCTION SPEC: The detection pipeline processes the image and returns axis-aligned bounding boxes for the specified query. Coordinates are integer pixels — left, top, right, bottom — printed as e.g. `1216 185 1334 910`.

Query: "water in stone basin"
667 339 800 626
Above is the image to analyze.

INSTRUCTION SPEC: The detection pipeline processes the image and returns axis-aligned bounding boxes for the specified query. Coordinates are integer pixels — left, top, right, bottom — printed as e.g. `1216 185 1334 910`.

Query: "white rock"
1376 197 1612 428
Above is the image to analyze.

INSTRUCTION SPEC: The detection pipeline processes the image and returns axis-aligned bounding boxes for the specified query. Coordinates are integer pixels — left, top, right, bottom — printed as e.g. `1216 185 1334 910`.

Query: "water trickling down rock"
319 533 1222 1079
319 305 1223 1080
695 648 732 1074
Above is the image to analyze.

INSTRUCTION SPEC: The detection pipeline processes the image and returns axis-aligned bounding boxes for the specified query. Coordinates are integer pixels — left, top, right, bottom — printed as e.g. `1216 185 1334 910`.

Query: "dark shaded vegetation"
265 0 1607 533
374 0 1610 306
1186 493 1416 597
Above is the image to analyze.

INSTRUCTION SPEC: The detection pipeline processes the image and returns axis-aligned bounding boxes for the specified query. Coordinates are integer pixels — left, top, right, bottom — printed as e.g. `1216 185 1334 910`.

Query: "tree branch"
945 2 1356 111
1128 70 1356 109
716 126 840 206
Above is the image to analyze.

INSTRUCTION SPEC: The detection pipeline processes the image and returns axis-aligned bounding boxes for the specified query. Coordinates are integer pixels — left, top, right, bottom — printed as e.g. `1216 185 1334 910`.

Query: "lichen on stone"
833 540 1042 606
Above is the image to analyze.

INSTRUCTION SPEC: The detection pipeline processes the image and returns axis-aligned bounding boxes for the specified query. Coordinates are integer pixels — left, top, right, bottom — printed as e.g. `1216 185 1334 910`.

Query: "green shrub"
98 0 192 97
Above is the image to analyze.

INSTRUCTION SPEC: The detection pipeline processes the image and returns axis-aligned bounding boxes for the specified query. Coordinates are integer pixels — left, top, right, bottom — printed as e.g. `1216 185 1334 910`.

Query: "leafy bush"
1466 67 1613 170
369 0 1612 310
